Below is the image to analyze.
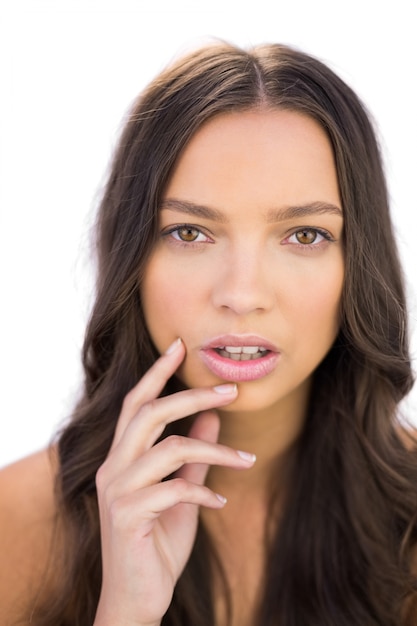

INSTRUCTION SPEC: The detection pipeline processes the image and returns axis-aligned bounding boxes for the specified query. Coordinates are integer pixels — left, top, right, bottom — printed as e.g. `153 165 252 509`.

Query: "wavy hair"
32 42 416 625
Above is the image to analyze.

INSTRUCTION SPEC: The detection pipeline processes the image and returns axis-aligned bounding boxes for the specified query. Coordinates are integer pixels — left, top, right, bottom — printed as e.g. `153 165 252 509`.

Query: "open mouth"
199 335 279 381
214 346 270 361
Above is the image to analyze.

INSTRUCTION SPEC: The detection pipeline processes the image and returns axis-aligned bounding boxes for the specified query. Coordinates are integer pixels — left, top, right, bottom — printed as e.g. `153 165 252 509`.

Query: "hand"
93 338 256 626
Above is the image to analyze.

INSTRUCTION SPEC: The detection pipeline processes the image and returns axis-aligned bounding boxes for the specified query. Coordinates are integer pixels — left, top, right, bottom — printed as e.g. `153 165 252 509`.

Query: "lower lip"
199 349 280 382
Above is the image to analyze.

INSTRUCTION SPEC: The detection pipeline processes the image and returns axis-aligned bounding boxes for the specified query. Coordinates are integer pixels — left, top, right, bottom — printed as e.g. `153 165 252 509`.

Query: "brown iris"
177 227 200 242
295 229 317 244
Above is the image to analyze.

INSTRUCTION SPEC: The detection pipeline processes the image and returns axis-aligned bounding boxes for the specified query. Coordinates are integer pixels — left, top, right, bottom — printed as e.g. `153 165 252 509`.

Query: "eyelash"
283 227 335 250
162 224 213 247
161 224 335 249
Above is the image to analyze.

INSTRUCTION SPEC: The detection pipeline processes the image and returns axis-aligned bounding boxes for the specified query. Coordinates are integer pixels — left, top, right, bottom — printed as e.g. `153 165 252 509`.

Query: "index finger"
112 338 185 448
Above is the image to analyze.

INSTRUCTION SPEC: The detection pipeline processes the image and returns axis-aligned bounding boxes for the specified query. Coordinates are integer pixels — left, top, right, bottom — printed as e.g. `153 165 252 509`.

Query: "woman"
1 41 416 625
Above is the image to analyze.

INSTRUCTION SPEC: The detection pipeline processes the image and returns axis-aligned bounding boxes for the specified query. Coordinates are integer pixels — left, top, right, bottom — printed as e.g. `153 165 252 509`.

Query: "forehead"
164 109 341 216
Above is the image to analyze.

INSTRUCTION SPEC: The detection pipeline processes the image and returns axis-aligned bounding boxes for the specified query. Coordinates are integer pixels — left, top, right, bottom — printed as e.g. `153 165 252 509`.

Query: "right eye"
163 224 213 245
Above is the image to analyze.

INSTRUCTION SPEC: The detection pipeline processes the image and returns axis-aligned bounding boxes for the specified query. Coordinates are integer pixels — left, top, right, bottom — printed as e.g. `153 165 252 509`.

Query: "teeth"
242 346 261 354
224 346 263 354
216 346 269 361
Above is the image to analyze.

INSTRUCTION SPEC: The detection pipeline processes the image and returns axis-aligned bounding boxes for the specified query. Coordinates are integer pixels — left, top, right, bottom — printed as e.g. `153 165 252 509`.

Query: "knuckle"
164 434 186 454
130 399 157 427
95 463 109 492
95 463 117 506
170 477 189 498
138 399 157 419
121 389 137 413
108 496 129 529
123 398 156 432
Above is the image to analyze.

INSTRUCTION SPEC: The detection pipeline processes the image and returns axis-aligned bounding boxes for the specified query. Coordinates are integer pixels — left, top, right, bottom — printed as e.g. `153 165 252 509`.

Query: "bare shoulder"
396 424 417 451
0 448 61 623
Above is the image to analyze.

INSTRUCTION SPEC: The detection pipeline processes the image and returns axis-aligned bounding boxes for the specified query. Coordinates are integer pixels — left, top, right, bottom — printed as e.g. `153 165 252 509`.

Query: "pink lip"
200 334 280 382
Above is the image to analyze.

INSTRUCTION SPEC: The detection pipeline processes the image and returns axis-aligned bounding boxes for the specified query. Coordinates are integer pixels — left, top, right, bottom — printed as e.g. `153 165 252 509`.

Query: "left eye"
287 228 328 246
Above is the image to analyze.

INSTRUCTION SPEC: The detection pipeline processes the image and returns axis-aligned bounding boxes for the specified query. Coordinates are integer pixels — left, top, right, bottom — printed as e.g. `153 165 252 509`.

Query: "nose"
211 246 275 315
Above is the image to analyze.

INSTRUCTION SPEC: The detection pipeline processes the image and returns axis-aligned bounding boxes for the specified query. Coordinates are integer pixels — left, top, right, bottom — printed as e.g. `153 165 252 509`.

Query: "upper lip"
201 334 279 352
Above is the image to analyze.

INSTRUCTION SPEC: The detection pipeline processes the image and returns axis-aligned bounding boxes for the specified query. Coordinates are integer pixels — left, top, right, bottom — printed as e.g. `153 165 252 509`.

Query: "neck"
206 387 308 498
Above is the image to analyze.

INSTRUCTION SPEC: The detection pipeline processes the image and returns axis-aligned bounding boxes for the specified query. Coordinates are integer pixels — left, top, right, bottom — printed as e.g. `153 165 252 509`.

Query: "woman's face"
141 109 344 415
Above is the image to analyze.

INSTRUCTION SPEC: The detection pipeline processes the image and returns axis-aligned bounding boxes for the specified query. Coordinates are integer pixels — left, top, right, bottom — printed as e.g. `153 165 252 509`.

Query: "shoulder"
395 423 417 450
0 448 61 622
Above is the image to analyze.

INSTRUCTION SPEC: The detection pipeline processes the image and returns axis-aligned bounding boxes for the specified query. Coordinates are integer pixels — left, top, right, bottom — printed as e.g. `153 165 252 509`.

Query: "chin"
220 384 287 414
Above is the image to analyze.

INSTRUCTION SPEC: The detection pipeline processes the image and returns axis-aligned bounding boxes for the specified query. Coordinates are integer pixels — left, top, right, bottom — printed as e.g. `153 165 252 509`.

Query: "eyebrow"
160 199 229 223
265 202 343 222
160 198 343 223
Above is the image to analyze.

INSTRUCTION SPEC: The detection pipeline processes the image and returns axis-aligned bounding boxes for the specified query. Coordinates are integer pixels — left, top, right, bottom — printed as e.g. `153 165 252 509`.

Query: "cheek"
287 264 343 332
142 285 169 345
141 257 204 349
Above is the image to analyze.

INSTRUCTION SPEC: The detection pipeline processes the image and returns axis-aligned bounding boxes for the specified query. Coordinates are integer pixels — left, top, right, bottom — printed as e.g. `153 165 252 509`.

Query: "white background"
1 0 416 468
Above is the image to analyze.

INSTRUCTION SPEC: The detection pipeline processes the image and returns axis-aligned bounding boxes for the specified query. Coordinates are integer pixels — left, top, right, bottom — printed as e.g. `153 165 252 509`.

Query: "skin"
0 109 416 625
0 109 345 626
141 109 344 488
128 108 343 625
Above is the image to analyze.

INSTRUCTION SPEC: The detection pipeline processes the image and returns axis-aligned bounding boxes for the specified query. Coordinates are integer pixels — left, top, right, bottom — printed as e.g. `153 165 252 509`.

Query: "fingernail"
213 383 237 395
165 338 182 355
237 450 257 463
216 493 227 505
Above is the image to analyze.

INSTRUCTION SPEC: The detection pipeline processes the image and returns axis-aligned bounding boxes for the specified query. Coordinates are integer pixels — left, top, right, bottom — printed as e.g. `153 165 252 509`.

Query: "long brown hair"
32 42 416 625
